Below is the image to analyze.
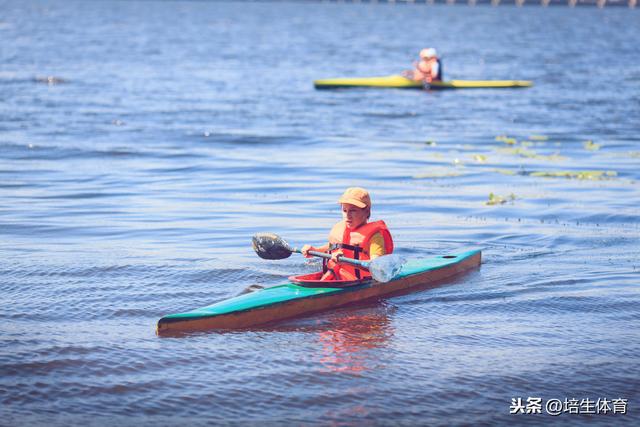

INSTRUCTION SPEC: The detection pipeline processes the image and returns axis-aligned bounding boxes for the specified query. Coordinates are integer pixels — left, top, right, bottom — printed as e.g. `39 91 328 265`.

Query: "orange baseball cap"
338 187 371 209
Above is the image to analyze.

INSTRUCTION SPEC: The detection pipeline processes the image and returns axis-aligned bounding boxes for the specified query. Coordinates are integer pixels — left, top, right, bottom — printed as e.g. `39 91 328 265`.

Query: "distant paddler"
403 48 443 84
301 187 394 281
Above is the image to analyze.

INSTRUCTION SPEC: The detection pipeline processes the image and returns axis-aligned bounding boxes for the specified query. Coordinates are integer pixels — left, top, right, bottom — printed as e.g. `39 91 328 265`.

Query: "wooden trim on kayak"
156 251 481 334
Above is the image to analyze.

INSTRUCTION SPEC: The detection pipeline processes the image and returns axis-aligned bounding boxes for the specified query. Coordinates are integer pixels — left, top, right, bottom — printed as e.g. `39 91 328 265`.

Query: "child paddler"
403 47 443 84
301 187 394 281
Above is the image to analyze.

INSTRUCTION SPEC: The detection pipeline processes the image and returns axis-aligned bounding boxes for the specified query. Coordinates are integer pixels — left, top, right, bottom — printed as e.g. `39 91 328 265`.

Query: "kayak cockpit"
288 271 372 288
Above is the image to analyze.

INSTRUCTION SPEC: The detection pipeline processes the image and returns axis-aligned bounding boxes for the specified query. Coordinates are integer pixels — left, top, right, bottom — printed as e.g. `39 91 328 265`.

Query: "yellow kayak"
314 75 533 90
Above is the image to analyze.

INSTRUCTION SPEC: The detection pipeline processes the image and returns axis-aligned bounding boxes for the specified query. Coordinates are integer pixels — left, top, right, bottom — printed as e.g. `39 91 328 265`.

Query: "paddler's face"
341 203 368 229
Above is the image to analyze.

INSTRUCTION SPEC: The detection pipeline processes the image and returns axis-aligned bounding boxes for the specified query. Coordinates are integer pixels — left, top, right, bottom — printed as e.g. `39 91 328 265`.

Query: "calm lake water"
1 0 639 425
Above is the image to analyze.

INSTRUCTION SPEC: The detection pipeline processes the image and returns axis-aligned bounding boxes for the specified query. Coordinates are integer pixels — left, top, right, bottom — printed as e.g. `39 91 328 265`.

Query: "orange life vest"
324 220 394 281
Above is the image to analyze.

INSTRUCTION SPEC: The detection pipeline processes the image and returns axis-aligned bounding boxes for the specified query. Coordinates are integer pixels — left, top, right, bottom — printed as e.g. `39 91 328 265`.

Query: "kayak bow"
313 75 532 90
156 249 481 334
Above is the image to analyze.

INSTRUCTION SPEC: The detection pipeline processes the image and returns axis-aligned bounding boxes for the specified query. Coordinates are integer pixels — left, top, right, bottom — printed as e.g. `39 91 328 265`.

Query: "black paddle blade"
252 232 294 260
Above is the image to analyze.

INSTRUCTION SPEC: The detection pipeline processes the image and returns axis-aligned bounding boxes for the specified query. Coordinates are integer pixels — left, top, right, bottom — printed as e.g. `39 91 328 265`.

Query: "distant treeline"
314 0 636 7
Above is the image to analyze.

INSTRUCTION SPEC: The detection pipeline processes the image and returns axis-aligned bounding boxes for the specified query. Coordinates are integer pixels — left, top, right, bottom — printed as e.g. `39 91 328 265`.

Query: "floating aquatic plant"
486 192 516 205
497 146 536 157
493 169 518 176
492 169 616 181
529 170 617 180
497 147 566 161
495 135 517 145
536 153 566 161
583 140 601 151
529 135 549 141
473 154 487 163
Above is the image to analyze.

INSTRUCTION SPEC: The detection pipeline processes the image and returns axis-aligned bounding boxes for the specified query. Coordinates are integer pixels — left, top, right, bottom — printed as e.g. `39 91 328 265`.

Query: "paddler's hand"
330 250 344 263
301 244 315 258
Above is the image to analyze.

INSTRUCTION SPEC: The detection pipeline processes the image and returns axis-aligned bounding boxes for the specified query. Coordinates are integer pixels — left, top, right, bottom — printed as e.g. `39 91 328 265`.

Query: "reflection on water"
316 306 395 374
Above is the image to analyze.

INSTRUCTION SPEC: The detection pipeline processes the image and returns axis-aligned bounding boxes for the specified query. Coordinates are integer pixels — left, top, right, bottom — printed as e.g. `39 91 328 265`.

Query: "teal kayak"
157 249 481 334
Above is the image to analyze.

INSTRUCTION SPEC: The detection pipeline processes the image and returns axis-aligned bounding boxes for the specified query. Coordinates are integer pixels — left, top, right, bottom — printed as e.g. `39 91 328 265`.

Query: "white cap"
420 48 437 59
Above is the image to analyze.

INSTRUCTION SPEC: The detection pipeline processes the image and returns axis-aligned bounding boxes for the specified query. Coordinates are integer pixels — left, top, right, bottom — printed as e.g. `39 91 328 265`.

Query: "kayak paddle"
251 232 404 283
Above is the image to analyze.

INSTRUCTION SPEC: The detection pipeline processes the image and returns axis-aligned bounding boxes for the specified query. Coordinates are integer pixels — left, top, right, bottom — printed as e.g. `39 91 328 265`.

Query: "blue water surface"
1 1 639 426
